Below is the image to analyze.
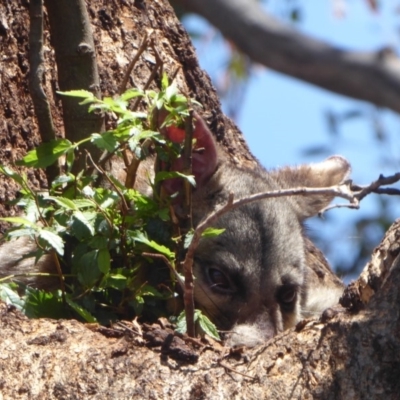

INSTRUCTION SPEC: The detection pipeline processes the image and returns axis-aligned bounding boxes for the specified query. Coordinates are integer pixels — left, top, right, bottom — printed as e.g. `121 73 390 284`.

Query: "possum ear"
162 113 219 194
271 156 351 220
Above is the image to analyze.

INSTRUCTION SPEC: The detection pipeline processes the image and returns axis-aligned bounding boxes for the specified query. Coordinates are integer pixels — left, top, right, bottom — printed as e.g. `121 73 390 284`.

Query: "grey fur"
189 156 349 346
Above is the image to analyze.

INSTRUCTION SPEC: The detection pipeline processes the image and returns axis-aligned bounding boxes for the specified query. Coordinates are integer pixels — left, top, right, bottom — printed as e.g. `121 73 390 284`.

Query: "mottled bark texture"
0 1 399 398
0 220 399 399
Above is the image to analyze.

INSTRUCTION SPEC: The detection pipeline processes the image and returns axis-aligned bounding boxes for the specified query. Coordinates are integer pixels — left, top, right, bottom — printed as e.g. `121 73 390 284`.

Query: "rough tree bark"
0 0 399 398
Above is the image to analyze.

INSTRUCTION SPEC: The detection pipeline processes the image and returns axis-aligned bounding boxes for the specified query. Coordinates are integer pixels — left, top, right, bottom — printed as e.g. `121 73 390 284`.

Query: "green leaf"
161 72 169 91
197 311 220 341
154 171 196 188
66 149 75 171
82 185 95 198
133 231 175 261
88 235 109 250
120 88 144 101
57 89 96 100
38 229 64 255
91 132 118 152
73 199 95 209
77 250 102 287
184 230 194 249
16 139 73 168
138 285 164 298
201 227 225 238
66 296 97 323
0 165 28 188
45 196 78 211
103 273 127 291
97 248 111 274
132 295 144 315
5 228 36 240
73 211 95 236
0 283 25 311
24 288 66 319
175 310 188 334
165 83 178 102
0 216 38 229
51 174 75 188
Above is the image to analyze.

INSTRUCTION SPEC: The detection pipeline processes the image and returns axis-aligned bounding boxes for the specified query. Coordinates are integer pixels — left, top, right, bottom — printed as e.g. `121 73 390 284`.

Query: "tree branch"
44 0 104 172
28 0 59 185
176 0 400 114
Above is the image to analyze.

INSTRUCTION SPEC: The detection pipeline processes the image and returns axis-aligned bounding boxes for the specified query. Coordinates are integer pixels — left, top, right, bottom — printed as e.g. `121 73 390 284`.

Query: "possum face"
163 114 351 346
193 199 306 340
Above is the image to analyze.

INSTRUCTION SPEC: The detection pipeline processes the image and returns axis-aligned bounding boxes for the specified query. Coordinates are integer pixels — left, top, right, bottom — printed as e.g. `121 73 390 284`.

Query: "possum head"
165 115 350 346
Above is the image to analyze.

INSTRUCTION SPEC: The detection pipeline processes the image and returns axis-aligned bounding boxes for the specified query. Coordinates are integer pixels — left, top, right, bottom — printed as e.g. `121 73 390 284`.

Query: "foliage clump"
0 75 220 340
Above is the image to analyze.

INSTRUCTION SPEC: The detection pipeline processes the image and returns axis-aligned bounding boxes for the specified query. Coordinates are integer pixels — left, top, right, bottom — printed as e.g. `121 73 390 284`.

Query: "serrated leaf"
184 230 194 249
16 139 73 168
88 235 108 250
38 229 64 255
73 211 95 236
133 231 175 261
0 216 38 229
57 89 96 99
66 149 75 171
197 312 220 341
45 196 78 211
76 250 102 287
65 296 97 323
91 132 118 152
154 171 196 187
5 228 36 240
138 285 163 298
24 288 66 319
0 283 25 311
120 88 144 101
73 199 95 209
201 227 225 238
82 185 95 198
51 174 75 187
103 274 127 291
97 248 111 274
175 311 187 334
165 83 178 101
161 72 169 91
0 165 28 188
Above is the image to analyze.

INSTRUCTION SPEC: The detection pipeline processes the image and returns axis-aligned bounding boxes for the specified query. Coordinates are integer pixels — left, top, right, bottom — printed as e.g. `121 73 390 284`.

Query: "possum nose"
225 314 277 347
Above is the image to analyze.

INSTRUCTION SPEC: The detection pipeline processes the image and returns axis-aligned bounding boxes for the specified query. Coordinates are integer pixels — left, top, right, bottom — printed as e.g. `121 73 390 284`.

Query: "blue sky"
183 1 400 277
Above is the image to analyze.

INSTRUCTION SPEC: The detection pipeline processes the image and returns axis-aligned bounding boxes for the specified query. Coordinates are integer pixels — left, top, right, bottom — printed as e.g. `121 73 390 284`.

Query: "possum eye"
276 284 297 309
206 267 234 293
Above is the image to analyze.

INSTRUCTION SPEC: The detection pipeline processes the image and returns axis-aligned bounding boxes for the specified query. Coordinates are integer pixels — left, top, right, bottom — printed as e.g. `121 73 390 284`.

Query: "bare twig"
181 111 195 337
124 138 153 189
50 249 66 304
119 32 149 95
141 252 184 291
133 40 163 109
218 360 257 381
350 172 400 201
85 150 129 214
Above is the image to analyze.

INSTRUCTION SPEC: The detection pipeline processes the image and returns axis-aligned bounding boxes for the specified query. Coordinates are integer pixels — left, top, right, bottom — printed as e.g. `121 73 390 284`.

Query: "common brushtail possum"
0 114 349 347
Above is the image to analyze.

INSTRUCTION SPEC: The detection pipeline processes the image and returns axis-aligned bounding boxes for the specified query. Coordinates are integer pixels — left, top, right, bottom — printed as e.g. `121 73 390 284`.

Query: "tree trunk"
0 0 399 398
